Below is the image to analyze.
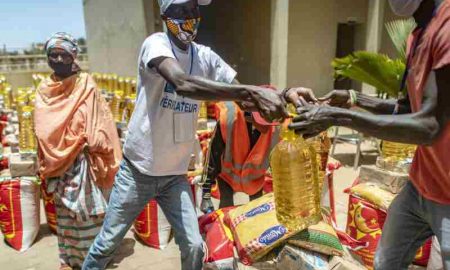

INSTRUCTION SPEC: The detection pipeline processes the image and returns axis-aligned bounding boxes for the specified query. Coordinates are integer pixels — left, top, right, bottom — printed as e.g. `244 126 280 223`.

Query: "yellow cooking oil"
309 131 332 189
381 141 417 163
111 90 125 122
124 93 137 123
19 106 36 152
270 125 322 231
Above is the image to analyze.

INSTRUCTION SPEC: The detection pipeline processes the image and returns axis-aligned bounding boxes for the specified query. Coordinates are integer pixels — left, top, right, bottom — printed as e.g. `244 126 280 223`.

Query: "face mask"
48 61 74 78
388 0 423 16
165 17 201 44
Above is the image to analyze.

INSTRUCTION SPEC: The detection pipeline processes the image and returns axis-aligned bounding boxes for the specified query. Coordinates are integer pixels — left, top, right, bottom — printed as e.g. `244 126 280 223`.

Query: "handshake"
247 86 353 137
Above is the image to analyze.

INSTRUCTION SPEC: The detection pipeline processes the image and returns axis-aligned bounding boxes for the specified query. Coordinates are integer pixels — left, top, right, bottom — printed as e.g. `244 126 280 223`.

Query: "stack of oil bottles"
91 73 137 143
0 75 40 155
377 140 417 173
91 73 137 123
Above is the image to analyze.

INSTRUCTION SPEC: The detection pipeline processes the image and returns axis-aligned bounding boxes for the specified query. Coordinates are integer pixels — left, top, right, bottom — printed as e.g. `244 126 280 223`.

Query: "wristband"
348 89 357 107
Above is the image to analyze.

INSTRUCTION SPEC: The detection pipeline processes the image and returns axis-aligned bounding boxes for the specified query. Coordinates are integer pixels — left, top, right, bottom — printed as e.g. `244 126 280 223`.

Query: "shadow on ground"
107 238 136 269
332 150 378 168
34 224 55 243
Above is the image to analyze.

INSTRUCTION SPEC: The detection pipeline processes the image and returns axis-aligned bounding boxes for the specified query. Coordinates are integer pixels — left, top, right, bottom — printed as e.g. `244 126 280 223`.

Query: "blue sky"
0 0 86 50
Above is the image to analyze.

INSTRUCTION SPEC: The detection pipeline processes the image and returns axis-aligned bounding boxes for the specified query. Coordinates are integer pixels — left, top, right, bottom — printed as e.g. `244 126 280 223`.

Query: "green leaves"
332 51 406 97
386 18 416 60
331 19 415 97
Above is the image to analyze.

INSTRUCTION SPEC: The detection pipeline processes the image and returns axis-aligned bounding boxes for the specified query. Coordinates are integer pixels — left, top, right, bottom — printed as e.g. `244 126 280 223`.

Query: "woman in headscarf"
34 32 122 270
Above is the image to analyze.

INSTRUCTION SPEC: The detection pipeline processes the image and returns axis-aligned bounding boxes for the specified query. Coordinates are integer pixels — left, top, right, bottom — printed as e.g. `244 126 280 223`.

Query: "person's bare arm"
319 90 412 115
290 68 450 145
150 57 288 121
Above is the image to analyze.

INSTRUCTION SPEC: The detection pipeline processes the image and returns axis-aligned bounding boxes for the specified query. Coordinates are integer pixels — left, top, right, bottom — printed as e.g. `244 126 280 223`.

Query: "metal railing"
0 54 89 72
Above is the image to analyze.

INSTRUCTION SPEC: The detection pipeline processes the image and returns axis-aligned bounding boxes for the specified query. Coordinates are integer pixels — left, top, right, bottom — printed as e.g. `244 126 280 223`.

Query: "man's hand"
318 90 351 108
289 105 336 138
249 86 289 122
284 87 318 107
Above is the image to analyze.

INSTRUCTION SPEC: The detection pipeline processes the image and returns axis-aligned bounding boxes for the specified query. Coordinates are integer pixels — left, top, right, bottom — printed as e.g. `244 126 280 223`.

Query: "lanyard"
170 41 194 76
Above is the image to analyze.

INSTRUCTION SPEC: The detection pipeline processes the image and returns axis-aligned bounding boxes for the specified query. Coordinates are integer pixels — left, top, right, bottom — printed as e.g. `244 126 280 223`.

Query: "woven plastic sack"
199 207 236 269
288 220 344 257
346 194 431 269
0 176 40 251
263 173 273 194
224 193 296 265
349 183 396 210
40 178 57 234
277 244 329 270
133 199 172 250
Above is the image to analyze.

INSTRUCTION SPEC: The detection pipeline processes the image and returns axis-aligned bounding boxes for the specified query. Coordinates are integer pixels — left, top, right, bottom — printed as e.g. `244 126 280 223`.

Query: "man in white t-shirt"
83 1 316 269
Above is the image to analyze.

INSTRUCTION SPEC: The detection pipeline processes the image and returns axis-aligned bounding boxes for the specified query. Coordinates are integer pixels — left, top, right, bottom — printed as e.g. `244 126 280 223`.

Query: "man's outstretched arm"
290 68 450 145
151 57 289 122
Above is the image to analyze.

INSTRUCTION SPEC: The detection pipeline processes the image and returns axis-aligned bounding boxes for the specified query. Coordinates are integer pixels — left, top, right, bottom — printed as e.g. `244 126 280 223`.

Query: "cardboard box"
359 165 409 194
9 153 37 177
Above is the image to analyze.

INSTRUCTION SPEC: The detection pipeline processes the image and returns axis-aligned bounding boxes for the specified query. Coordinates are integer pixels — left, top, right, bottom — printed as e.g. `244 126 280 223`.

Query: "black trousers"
217 177 263 209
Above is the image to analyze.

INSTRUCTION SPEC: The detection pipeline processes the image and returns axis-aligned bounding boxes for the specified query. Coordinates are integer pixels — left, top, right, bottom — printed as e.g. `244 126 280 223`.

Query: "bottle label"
258 225 287 245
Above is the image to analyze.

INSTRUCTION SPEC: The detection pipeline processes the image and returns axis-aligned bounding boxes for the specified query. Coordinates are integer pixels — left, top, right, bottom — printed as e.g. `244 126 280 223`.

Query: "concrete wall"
380 4 403 58
83 0 156 77
197 0 272 85
286 0 368 96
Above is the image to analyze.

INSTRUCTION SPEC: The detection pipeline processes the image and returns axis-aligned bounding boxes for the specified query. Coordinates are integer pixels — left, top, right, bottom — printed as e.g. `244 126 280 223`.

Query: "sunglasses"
163 17 201 32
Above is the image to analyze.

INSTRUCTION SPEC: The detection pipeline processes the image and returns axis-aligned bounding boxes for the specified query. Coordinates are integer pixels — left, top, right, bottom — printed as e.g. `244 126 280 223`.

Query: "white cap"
158 0 211 15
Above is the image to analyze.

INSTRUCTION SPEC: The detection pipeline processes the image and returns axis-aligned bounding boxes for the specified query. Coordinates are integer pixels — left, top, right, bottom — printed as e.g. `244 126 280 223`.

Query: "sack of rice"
287 221 344 257
224 193 297 265
0 176 40 251
199 207 236 270
133 199 172 250
41 178 57 233
349 183 395 211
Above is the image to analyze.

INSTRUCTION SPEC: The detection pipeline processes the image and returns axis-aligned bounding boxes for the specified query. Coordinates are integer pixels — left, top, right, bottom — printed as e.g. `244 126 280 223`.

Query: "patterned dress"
48 154 110 268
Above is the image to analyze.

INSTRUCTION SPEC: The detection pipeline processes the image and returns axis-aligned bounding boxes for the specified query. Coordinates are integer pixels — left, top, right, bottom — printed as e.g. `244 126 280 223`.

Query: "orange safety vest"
217 102 280 195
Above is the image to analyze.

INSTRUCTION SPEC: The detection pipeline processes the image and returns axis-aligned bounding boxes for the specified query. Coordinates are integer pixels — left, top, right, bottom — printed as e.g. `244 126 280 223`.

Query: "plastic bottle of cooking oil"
111 90 124 123
131 79 137 94
19 106 36 152
310 131 332 190
125 93 136 123
197 102 208 130
381 141 417 163
271 125 322 231
4 86 13 110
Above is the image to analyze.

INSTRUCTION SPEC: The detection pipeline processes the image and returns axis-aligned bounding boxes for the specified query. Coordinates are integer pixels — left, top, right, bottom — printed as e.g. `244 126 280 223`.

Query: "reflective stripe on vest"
217 102 280 194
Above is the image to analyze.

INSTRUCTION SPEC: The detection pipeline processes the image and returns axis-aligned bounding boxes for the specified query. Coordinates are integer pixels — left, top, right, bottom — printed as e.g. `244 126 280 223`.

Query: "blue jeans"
374 181 450 270
82 158 204 270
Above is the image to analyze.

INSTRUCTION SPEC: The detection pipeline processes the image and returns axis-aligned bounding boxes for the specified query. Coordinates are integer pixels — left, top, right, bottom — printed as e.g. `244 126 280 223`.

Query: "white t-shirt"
123 32 237 176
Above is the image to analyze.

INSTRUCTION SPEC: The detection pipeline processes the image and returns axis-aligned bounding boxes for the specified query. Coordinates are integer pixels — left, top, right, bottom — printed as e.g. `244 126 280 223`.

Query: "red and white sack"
40 179 57 234
427 236 444 270
133 199 172 250
0 176 40 252
199 207 236 270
